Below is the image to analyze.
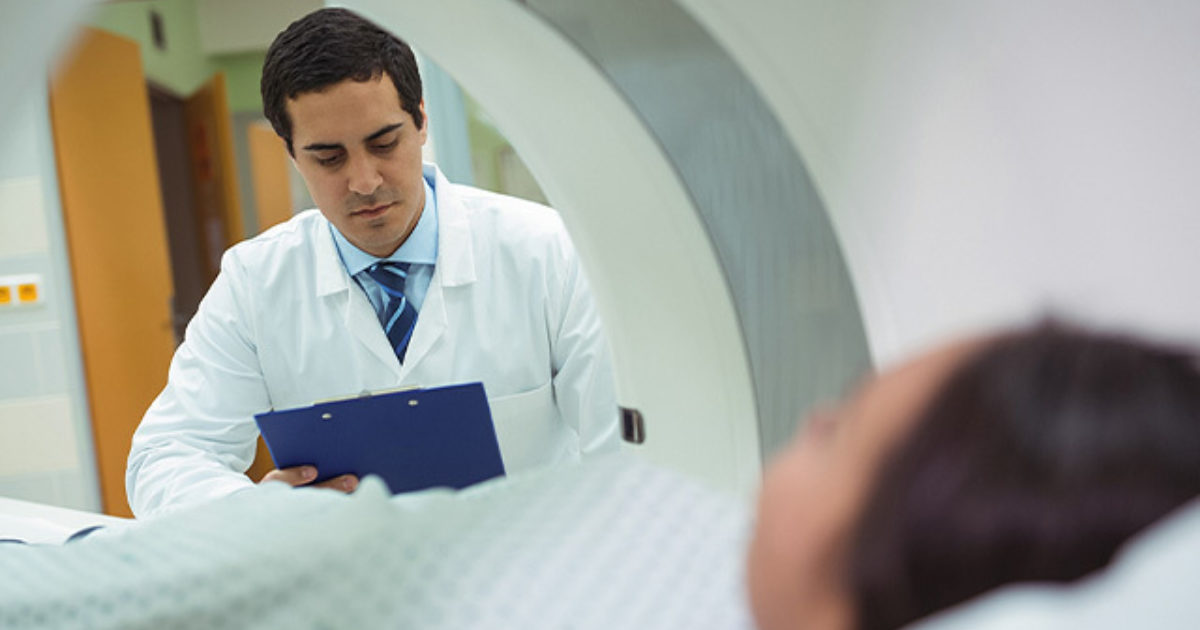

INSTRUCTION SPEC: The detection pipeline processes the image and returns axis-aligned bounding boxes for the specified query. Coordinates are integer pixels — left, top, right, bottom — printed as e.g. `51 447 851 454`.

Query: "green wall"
86 0 213 97
212 52 266 113
86 0 264 114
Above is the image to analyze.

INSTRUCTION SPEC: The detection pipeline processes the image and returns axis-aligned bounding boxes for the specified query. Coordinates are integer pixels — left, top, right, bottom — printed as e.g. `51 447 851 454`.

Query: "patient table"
0 455 753 629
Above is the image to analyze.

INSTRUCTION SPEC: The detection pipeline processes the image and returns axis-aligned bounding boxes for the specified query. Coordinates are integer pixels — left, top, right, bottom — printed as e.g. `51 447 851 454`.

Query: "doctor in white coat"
126 8 619 517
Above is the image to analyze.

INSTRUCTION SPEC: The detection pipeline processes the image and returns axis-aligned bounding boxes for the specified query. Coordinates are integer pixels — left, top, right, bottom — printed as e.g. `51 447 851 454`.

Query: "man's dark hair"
261 7 424 154
849 321 1200 630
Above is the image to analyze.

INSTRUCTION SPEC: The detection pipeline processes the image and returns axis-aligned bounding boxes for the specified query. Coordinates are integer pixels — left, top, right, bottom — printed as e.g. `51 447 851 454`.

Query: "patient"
2 321 1197 630
749 321 1200 630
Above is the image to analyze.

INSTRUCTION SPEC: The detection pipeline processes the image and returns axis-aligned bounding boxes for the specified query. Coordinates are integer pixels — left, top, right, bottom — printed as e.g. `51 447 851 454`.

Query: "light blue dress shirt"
330 175 438 315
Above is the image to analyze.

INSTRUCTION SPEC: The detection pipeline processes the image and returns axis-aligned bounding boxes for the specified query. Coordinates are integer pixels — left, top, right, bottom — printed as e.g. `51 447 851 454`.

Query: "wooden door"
48 28 176 517
184 73 244 279
149 86 207 343
247 120 295 233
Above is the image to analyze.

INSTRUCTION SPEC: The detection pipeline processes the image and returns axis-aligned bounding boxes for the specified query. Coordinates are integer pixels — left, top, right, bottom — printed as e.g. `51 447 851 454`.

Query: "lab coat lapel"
398 165 477 381
346 286 401 376
400 273 447 379
313 219 402 377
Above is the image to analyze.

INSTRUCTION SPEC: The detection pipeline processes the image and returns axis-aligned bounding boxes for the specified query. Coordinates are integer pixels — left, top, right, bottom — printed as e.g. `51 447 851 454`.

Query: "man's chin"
354 231 404 258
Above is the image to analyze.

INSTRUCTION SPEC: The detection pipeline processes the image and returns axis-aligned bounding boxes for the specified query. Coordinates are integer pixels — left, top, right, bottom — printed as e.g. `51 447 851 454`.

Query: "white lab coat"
127 164 619 517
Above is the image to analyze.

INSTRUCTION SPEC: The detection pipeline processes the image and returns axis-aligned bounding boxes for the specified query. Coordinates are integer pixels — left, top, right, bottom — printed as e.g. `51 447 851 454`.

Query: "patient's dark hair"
850 321 1200 630
261 7 424 154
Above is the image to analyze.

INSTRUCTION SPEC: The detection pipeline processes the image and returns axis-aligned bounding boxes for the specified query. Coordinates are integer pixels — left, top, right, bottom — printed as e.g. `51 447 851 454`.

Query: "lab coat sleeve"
126 249 270 518
547 228 621 456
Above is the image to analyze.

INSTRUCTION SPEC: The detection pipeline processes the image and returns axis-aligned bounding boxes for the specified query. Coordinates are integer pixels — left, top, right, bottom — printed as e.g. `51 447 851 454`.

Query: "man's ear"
418 99 429 143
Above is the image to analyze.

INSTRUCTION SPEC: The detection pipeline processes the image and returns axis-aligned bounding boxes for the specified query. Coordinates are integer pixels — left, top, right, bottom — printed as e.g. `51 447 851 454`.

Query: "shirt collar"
331 175 439 276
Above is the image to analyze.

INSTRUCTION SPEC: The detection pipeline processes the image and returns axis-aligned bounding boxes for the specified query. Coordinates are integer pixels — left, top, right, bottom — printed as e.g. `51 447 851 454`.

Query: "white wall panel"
0 178 49 257
0 396 79 476
681 0 1200 365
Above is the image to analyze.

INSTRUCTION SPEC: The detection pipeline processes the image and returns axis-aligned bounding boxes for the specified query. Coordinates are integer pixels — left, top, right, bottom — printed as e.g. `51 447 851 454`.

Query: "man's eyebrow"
365 123 403 142
300 123 403 152
301 141 343 152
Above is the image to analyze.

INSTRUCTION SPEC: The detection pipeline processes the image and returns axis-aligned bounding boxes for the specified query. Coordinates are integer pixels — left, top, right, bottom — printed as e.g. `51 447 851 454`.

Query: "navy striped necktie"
365 262 419 363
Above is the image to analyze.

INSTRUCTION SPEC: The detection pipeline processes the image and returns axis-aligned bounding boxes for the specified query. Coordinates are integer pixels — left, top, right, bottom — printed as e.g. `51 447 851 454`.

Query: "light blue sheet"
0 454 753 629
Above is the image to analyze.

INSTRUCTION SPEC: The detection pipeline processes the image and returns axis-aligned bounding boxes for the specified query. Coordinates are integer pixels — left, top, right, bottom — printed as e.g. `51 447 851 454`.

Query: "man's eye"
316 154 343 166
372 139 399 152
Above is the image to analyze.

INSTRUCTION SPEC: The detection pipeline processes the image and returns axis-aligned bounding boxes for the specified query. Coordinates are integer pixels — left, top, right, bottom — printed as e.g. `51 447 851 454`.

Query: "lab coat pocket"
488 380 573 475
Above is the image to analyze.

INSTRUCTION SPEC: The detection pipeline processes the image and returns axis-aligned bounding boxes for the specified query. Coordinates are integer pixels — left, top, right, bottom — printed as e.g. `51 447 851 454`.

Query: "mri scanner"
332 0 1200 495
342 0 875 494
7 0 1200 499
3 0 1200 627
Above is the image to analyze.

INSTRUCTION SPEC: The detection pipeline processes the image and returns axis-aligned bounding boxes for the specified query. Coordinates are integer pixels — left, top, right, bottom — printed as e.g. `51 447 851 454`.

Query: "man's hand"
260 465 358 493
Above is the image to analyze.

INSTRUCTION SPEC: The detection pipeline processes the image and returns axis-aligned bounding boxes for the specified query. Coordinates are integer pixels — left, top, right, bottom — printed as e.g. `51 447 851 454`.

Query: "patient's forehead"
844 337 985 455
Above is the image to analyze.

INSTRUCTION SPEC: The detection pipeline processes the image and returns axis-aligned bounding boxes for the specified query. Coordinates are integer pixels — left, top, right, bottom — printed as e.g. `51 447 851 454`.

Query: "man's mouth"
351 202 393 218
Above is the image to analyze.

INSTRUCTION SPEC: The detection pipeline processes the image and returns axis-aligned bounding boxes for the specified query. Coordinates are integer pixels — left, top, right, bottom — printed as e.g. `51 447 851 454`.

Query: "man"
125 8 620 518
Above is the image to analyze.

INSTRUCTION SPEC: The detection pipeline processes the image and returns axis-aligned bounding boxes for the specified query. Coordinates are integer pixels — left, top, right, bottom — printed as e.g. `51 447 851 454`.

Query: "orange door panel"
48 28 176 517
247 121 295 233
185 73 245 279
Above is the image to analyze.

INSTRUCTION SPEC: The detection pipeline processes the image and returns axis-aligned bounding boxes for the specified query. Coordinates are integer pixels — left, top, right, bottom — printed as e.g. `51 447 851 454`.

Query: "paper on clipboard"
254 382 505 495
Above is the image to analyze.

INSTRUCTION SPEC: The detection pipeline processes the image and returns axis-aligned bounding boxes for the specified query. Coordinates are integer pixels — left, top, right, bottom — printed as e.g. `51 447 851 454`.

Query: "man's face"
286 74 428 258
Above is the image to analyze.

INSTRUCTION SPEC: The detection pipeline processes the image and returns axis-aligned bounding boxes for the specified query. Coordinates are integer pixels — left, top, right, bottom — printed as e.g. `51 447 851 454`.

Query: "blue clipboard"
253 382 506 494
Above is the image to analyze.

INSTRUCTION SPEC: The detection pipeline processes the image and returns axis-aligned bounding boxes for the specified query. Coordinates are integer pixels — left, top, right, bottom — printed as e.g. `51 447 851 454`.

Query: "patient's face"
747 341 976 630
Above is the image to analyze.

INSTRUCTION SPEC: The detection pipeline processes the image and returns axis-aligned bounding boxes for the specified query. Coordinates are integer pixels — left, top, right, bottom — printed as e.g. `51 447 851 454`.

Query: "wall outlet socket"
0 273 43 307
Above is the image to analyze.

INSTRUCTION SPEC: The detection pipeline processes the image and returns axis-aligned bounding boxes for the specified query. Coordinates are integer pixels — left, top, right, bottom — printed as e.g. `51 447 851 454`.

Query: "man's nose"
346 156 383 195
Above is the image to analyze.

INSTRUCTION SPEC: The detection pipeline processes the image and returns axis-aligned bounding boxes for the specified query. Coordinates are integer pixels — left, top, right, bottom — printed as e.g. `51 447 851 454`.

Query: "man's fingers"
259 467 357 493
312 474 358 493
260 465 317 487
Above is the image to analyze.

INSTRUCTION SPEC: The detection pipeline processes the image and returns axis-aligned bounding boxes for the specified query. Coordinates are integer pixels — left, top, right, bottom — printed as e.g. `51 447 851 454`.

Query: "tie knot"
369 261 410 275
366 262 411 297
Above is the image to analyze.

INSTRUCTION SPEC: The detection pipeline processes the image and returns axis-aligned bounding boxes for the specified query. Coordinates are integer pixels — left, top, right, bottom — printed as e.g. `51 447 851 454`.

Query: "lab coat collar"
427 163 477 287
314 214 351 298
398 164 476 378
